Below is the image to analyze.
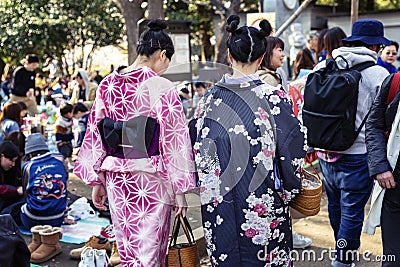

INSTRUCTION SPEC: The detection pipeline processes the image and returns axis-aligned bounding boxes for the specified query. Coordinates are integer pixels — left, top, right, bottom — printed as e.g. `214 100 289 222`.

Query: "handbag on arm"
167 215 200 267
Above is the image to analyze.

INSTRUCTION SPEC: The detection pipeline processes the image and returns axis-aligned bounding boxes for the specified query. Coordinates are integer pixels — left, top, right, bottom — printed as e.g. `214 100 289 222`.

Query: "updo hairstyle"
226 15 271 63
137 19 175 60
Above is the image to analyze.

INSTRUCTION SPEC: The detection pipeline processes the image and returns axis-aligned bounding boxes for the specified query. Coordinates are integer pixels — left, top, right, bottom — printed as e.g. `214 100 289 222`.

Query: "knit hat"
342 19 390 46
25 133 49 155
0 141 19 159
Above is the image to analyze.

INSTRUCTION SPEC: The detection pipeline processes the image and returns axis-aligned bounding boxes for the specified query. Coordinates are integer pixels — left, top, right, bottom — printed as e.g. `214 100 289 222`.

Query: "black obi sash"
98 116 160 159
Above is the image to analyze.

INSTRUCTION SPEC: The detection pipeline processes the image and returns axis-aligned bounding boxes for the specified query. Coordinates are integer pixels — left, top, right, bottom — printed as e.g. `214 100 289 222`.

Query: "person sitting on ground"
54 102 74 169
0 141 24 224
0 102 22 142
19 133 68 229
72 102 90 149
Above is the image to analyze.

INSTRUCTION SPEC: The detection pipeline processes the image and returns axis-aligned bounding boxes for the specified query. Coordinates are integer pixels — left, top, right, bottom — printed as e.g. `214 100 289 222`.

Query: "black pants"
381 188 400 267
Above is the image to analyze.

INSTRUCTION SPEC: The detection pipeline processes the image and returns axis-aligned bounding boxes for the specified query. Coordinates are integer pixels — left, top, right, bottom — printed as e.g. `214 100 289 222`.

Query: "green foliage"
0 0 123 70
313 0 400 11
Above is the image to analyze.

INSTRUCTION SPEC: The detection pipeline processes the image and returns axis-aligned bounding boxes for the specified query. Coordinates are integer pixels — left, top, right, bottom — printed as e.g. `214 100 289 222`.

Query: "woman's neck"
231 62 259 78
120 57 152 74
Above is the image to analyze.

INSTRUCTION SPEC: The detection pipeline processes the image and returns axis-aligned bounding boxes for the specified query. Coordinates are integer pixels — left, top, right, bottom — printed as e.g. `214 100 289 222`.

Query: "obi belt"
98 116 160 159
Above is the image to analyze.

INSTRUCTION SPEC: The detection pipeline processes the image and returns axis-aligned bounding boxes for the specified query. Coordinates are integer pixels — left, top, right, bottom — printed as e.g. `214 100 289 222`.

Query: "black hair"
26 54 39 64
194 82 206 89
73 102 89 115
137 19 175 60
260 36 285 70
60 102 73 116
0 141 19 159
226 15 270 63
389 40 399 51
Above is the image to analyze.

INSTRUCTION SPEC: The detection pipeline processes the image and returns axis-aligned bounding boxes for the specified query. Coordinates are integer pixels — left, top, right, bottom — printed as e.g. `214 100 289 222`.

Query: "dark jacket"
366 73 400 177
0 214 30 267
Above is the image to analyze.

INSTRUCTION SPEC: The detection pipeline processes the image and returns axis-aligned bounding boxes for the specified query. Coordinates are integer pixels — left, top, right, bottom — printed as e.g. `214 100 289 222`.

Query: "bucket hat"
342 19 390 46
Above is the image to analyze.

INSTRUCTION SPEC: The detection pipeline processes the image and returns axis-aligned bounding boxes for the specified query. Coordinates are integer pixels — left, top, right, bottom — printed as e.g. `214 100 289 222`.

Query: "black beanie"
0 141 19 159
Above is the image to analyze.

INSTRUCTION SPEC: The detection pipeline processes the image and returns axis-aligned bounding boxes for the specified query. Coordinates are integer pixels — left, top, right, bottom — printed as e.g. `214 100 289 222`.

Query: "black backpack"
303 56 375 151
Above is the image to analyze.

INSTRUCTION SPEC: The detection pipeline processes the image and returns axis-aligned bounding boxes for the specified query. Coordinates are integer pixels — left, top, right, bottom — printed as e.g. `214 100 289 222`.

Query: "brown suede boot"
28 225 52 253
70 235 111 259
109 242 121 266
30 227 63 263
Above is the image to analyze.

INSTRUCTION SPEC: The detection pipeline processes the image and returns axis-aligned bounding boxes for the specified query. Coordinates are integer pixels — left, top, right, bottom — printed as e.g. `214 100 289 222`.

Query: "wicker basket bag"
290 156 323 216
167 215 200 267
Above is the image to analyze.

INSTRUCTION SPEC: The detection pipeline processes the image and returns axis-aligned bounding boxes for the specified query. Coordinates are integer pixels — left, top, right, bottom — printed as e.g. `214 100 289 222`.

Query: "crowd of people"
0 15 399 267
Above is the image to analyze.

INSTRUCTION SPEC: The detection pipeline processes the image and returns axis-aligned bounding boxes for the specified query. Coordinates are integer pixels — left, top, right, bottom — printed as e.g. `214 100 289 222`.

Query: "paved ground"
23 172 385 267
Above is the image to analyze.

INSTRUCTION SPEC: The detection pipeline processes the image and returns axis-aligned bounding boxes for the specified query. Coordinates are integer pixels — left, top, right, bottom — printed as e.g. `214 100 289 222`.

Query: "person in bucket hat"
313 19 391 267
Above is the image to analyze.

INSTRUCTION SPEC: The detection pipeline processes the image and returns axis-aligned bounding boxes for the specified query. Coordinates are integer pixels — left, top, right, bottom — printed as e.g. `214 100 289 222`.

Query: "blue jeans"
319 154 373 265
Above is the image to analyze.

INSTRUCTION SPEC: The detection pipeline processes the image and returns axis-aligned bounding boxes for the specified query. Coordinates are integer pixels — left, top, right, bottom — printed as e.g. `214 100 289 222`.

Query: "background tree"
115 0 145 64
0 0 124 75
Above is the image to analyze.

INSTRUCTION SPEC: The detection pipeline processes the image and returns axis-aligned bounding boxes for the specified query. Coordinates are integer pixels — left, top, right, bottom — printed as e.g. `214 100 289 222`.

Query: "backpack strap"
351 61 376 136
351 61 376 72
386 73 400 106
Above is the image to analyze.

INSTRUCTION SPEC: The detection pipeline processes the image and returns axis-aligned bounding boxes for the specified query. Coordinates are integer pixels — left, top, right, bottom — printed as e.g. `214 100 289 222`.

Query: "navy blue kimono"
195 74 307 267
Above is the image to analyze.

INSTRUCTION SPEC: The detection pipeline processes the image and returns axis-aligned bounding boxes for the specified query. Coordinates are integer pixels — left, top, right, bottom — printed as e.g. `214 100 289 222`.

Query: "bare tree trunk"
116 0 145 64
201 30 212 62
148 0 164 19
211 0 241 64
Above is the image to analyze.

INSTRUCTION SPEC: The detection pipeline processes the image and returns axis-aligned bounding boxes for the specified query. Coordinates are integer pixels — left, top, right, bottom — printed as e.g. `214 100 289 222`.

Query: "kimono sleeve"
270 89 307 203
73 91 107 186
159 89 196 195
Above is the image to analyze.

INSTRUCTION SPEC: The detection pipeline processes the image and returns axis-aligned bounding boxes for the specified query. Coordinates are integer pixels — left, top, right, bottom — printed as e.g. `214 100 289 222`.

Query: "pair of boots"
28 225 63 263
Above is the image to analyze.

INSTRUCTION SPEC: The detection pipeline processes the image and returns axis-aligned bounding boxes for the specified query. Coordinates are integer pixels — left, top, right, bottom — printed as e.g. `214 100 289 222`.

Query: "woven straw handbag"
167 215 200 267
290 155 323 216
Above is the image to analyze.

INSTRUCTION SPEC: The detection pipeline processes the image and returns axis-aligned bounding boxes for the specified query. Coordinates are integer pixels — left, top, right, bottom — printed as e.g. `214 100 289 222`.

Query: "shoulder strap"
351 61 375 72
387 73 400 106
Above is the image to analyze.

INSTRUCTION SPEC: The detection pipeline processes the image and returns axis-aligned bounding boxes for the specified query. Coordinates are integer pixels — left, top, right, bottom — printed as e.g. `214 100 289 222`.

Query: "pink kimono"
74 66 196 267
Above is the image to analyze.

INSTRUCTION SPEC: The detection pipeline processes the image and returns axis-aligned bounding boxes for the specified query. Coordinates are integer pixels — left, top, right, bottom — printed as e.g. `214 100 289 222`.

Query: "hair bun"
226 15 240 33
259 20 272 37
147 19 168 31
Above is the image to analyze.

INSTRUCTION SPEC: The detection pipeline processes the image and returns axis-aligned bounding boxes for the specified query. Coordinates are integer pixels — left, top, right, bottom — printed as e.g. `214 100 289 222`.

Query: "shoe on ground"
331 259 355 267
100 224 116 242
292 231 312 249
78 247 95 267
70 235 111 259
30 227 63 263
109 242 121 266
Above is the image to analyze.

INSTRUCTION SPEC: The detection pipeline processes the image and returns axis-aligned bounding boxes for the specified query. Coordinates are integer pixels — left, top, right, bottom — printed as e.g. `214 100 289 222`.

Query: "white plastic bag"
68 197 96 220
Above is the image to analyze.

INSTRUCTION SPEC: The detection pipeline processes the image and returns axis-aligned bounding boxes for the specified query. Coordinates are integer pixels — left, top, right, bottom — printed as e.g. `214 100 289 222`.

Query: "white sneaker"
78 247 95 267
94 249 109 267
292 231 312 249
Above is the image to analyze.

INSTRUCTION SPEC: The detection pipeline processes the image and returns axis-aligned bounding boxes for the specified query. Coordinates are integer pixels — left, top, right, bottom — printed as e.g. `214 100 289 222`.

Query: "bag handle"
169 215 196 247
300 153 322 186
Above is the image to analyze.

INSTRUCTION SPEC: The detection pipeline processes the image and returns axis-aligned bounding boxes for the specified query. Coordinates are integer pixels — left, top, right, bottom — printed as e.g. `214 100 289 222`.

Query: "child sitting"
54 102 74 169
72 102 89 148
20 133 68 229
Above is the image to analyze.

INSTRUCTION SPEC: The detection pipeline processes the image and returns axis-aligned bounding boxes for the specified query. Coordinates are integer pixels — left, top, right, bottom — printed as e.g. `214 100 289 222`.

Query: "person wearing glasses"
378 40 399 74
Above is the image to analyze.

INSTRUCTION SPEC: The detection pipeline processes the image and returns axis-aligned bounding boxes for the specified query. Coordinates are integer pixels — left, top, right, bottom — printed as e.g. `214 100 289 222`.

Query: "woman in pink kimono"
74 19 196 267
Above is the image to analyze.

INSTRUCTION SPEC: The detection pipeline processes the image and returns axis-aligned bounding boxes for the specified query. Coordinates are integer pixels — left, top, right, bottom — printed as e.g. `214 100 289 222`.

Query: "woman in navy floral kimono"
194 15 307 267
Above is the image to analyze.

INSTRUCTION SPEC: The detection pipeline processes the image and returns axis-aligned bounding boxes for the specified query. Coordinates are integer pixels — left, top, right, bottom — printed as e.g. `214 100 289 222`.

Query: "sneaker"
292 231 312 249
100 224 116 242
109 242 121 267
70 235 111 259
331 259 355 267
94 249 109 267
78 247 95 267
